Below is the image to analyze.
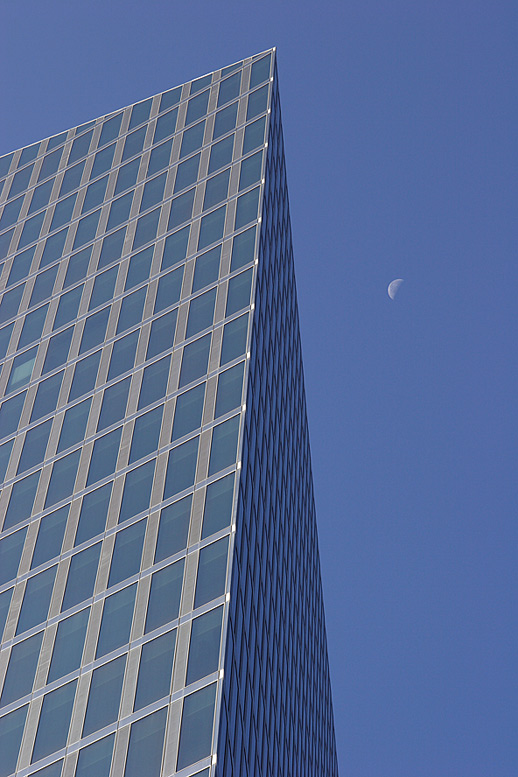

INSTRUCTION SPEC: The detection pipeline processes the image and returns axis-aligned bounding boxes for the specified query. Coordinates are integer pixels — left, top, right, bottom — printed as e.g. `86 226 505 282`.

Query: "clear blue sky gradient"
1 2 516 774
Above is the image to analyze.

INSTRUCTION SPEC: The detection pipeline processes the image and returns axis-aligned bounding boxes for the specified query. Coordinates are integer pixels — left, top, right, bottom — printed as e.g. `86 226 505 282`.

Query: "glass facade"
0 50 338 777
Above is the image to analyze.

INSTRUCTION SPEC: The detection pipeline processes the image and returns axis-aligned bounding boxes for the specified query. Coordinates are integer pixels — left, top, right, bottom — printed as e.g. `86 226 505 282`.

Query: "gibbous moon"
387 279 404 300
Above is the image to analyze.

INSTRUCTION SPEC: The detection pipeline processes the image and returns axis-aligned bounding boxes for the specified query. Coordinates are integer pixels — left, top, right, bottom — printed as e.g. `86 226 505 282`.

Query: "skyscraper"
0 50 339 777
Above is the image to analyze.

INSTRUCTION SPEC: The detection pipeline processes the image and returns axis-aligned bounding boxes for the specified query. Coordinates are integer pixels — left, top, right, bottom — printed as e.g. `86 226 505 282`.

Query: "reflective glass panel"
194 536 229 608
0 527 26 586
171 383 205 441
32 680 76 762
96 583 136 658
192 245 221 293
146 309 177 359
154 265 183 314
179 334 211 388
83 655 126 736
47 608 89 683
163 436 199 499
97 378 131 433
201 472 235 539
86 426 122 486
134 629 176 710
0 704 28 777
75 482 112 546
124 708 167 777
0 631 43 707
75 734 114 777
31 505 69 569
31 371 63 422
145 560 184 633
57 397 91 452
108 519 146 586
154 495 191 562
129 406 163 463
176 684 216 770
119 461 155 523
16 565 57 635
61 542 101 611
44 449 80 508
186 606 223 684
138 355 170 410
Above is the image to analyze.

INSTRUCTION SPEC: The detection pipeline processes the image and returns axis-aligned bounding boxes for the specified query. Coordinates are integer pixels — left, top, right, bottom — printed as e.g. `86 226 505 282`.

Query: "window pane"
203 168 230 211
0 704 28 777
17 419 52 474
38 147 63 182
57 397 91 452
179 121 205 158
163 437 199 500
31 372 63 422
89 266 118 310
239 150 263 191
130 98 152 129
96 583 136 658
16 565 57 635
186 606 223 685
235 186 260 229
108 330 139 380
0 195 23 231
69 129 93 164
87 427 122 486
154 495 191 563
97 378 131 431
61 542 101 611
32 680 76 762
50 193 76 231
168 189 195 230
0 285 24 325
202 473 235 539
76 734 114 777
91 144 116 178
119 460 155 523
28 179 53 214
220 313 248 365
138 355 170 410
243 115 266 154
134 630 176 710
116 287 146 334
171 383 205 442
212 102 238 140
129 406 163 463
194 537 229 608
69 350 101 402
250 53 271 87
154 266 183 313
7 346 37 393
133 207 160 250
79 307 110 354
0 589 13 640
75 483 112 545
115 158 140 196
0 631 43 707
146 309 177 359
226 268 253 316
98 225 126 268
153 108 178 143
107 191 133 231
4 471 40 530
73 209 101 249
246 84 269 120
159 85 182 111
31 505 68 569
124 708 167 777
208 415 240 476
145 560 184 633
147 138 173 177
217 72 241 106
173 153 200 193
83 656 126 737
214 362 244 419
82 176 108 213
54 285 83 329
176 684 216 770
47 608 89 683
141 172 166 212
122 127 146 162
192 245 221 293
208 135 234 175
42 326 74 375
8 246 35 285
31 265 58 304
0 390 26 439
64 245 92 287
185 90 209 125
186 288 216 338
31 759 63 777
161 226 189 270
125 246 153 290
198 205 225 250
0 437 13 481
0 527 26 586
59 159 85 197
99 113 122 146
44 449 80 508
9 164 34 197
179 334 211 388
109 520 146 586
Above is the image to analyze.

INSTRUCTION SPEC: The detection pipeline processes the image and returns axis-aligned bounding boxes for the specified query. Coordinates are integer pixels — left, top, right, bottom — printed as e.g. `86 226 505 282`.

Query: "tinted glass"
96 583 136 658
194 536 229 608
32 680 76 762
198 205 225 250
192 245 221 293
0 705 28 777
146 309 177 359
44 449 80 507
134 629 176 710
174 153 200 193
125 246 153 290
115 158 140 195
116 287 146 334
108 520 146 586
48 608 89 683
0 527 26 586
119 461 155 523
171 383 205 441
208 135 234 174
201 472 235 538
31 372 63 422
31 505 69 569
154 266 183 313
61 542 101 611
186 606 223 684
154 495 191 562
69 350 101 401
208 415 240 476
0 631 43 707
75 735 114 777
83 656 126 736
75 482 112 545
179 334 211 387
214 361 245 418
97 377 131 430
89 266 118 310
16 565 57 635
124 708 167 777
87 426 122 486
145 560 184 633
176 684 216 770
57 397 91 452
129 406 163 463
163 437 199 499
220 313 248 365
4 471 40 530
108 330 139 380
161 226 189 270
137 355 170 410
17 419 52 474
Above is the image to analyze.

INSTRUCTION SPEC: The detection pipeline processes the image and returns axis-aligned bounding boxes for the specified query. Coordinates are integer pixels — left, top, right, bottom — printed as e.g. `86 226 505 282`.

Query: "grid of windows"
0 49 338 777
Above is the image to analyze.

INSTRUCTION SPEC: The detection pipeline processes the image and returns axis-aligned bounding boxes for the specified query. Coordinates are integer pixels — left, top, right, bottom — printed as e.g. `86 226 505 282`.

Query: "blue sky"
1 1 516 774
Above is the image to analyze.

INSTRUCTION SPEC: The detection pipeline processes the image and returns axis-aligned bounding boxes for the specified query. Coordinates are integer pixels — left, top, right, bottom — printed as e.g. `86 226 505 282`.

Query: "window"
239 150 263 191
64 245 92 287
108 520 146 586
99 113 122 146
53 285 83 329
217 72 241 106
145 560 184 633
208 415 240 476
61 542 101 611
116 287 146 334
122 126 146 162
146 309 177 359
69 350 101 402
83 655 126 736
235 186 260 229
44 449 80 508
0 195 23 230
130 97 152 129
50 193 76 231
168 189 195 230
75 482 112 545
160 85 182 111
82 176 108 213
154 266 183 313
194 536 229 608
192 245 221 292
0 631 43 707
47 608 89 683
141 172 166 212
163 437 199 499
16 565 57 635
59 159 85 196
176 684 217 770
134 629 176 710
179 121 205 158
38 147 63 181
220 313 248 365
7 246 35 285
32 680 77 762
125 246 153 290
214 362 245 418
17 419 52 474
69 129 93 164
129 406 163 463
213 102 238 140
203 168 230 210
108 330 139 380
186 288 216 338
28 179 53 214
124 708 167 777
115 158 140 195
99 225 126 268
7 346 37 393
31 265 59 304
154 107 179 143
0 438 13 482
198 205 225 250
161 225 189 270
75 734 114 777
201 473 235 539
138 355 170 410
86 426 122 486
4 471 40 530
89 266 118 310
186 606 223 684
119 461 155 523
96 583 136 658
243 115 266 154
0 527 27 586
171 383 205 441
73 209 101 249
107 191 133 231
154 495 191 562
0 705 28 777
133 207 160 250
250 53 271 87
98 377 131 431
147 138 173 177
226 268 253 315
31 505 68 569
31 372 63 422
185 90 210 125
208 135 234 174
57 397 91 452
246 84 269 120
79 307 110 354
42 326 74 374
0 285 24 325
179 333 211 387
174 153 200 193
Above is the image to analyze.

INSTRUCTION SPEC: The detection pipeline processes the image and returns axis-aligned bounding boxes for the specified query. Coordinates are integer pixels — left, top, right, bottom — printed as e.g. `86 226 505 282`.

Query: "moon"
387 279 404 300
